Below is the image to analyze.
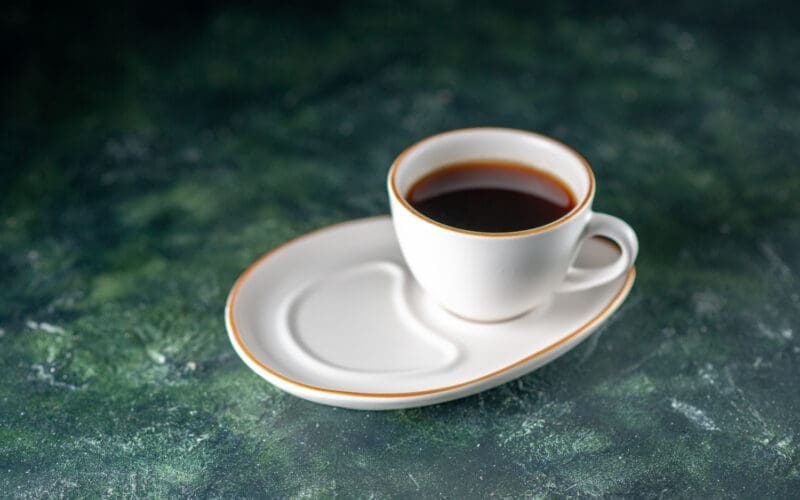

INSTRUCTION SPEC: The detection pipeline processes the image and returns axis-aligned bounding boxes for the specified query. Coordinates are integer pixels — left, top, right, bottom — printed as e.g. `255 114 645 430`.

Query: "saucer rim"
225 216 636 399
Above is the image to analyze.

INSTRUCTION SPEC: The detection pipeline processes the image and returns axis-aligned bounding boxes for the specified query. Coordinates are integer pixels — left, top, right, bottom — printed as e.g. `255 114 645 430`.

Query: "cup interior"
390 128 594 224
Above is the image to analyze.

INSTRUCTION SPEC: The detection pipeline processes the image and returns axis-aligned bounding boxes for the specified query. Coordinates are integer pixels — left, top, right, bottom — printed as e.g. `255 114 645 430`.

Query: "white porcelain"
226 216 635 410
389 127 639 322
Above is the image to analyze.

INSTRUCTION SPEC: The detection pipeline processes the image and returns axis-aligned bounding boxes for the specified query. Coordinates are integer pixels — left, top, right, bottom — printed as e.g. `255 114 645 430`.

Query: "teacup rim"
388 127 596 237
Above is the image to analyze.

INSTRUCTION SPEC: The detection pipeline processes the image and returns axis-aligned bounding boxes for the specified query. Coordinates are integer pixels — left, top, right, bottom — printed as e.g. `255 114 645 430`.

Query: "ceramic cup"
388 127 639 322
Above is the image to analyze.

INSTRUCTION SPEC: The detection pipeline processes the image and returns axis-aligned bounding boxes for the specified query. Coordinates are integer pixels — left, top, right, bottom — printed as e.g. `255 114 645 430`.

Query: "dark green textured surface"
2 1 800 496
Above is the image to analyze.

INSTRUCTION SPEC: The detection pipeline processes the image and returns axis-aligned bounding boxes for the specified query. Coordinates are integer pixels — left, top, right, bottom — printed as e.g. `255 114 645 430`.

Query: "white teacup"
388 127 638 322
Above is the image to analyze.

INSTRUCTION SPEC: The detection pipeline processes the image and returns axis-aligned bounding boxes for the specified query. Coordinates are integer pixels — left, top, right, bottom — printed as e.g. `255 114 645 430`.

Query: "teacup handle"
558 212 639 293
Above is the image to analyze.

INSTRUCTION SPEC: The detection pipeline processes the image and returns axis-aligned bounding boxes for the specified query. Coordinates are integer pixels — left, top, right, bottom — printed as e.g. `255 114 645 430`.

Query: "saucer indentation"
281 260 460 376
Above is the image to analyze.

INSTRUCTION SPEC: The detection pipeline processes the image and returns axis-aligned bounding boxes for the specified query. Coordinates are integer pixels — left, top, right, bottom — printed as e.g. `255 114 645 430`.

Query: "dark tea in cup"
406 160 576 233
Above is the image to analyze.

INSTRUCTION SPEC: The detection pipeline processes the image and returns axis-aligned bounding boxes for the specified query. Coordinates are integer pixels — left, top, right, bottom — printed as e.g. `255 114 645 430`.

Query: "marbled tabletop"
1 1 799 496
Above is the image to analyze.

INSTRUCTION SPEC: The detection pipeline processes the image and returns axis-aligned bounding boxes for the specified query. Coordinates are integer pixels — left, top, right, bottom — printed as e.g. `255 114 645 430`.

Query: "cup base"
437 298 555 324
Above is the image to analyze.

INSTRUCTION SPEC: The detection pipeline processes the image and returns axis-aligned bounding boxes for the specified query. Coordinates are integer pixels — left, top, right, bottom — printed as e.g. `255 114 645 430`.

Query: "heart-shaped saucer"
225 216 635 410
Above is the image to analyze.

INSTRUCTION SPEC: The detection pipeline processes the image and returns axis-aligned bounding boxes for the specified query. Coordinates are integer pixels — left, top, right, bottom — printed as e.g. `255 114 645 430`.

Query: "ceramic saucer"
225 216 635 410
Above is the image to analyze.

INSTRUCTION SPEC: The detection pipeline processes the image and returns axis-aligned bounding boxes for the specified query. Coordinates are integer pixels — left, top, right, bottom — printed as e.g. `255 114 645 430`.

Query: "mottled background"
2 0 799 497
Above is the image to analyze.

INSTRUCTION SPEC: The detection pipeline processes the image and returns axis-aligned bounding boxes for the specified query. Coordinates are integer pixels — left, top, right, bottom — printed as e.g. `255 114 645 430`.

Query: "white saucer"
225 216 635 410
